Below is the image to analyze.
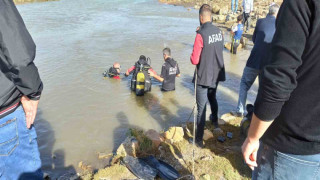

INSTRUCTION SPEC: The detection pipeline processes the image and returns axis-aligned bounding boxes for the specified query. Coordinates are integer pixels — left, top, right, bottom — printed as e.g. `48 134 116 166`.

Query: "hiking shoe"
212 120 219 129
195 140 204 148
210 114 220 129
230 111 244 118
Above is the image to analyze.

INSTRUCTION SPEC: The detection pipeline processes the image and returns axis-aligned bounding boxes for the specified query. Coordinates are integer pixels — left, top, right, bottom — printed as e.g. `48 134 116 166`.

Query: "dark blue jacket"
246 15 276 69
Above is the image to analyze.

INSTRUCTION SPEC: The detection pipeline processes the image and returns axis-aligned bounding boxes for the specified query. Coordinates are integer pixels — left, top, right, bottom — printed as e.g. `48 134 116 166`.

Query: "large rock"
144 129 162 148
216 15 226 22
116 136 139 157
225 14 236 22
219 6 228 15
251 19 257 28
164 127 184 143
203 129 214 141
200 174 211 180
212 5 220 14
221 113 238 122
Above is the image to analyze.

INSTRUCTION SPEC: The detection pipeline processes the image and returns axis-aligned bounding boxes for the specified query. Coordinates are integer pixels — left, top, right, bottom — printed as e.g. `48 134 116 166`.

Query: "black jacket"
255 0 320 155
0 0 43 118
194 22 225 87
160 58 180 91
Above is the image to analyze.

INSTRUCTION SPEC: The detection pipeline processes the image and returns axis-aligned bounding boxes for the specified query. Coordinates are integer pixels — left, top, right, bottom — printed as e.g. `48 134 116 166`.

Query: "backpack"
131 57 152 96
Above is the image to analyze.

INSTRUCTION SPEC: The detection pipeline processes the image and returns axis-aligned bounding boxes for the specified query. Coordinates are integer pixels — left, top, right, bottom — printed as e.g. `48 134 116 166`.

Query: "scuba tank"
131 56 152 96
136 64 145 96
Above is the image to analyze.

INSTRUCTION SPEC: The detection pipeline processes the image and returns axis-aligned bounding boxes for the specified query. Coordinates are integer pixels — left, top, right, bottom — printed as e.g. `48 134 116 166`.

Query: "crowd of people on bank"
0 0 320 179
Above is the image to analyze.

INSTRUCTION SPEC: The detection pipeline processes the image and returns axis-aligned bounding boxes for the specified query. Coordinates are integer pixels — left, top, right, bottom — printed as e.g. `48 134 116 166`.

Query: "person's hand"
242 137 259 170
196 26 200 31
148 70 155 77
21 95 39 129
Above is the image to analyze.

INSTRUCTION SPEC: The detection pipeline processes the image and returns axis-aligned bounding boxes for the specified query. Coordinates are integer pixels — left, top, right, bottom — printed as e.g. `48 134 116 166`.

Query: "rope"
192 68 198 175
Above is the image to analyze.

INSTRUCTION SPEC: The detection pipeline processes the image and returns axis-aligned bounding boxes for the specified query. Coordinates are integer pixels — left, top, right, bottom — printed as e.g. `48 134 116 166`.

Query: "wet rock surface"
164 126 185 143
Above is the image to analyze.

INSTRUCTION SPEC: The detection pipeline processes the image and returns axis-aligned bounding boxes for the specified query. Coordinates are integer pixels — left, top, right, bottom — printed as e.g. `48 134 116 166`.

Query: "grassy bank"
78 114 252 179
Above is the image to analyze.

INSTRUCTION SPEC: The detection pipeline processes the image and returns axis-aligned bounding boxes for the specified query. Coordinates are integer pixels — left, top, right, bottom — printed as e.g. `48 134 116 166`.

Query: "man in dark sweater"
0 0 43 179
231 4 279 117
242 0 320 179
190 4 225 147
150 47 180 91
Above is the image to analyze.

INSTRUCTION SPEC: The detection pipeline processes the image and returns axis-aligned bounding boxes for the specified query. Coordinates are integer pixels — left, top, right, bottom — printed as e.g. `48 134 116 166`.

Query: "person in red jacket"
190 4 226 148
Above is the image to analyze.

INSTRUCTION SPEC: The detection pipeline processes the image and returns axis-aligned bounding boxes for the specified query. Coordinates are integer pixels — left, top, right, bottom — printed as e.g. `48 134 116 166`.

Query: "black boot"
210 114 219 129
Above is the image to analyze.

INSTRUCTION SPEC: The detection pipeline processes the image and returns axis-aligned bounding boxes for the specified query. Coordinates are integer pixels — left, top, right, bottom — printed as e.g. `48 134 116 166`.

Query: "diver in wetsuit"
125 55 156 95
103 62 121 79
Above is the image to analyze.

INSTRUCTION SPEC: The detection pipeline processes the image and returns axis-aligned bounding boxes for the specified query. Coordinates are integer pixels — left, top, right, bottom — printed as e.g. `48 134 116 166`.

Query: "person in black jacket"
0 0 43 179
242 0 320 179
150 47 180 91
190 4 226 147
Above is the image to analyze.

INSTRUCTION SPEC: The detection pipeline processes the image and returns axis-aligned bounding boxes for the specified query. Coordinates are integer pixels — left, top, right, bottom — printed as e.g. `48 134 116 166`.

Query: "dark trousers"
195 83 219 142
231 40 240 54
243 12 251 31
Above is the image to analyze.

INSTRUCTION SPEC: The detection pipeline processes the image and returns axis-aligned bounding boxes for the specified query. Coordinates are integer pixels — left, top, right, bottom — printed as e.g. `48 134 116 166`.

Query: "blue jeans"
253 143 320 180
236 66 260 114
0 106 43 180
195 83 219 142
231 0 239 13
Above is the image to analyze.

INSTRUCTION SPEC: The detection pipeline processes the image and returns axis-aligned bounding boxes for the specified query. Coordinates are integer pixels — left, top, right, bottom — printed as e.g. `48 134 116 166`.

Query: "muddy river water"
17 0 258 177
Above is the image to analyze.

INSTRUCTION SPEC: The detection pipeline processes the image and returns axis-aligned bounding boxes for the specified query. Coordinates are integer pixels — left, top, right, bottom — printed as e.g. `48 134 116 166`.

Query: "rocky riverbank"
73 113 251 180
159 0 283 35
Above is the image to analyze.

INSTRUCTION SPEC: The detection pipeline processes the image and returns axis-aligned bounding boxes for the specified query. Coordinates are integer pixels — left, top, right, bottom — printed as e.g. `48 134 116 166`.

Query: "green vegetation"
129 128 154 155
81 116 252 179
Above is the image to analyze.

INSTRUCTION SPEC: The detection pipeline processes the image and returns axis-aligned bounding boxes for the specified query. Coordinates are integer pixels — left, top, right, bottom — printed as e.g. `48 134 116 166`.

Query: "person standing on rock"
149 47 181 91
190 4 226 148
242 0 320 179
231 4 279 117
0 0 44 179
242 0 253 32
231 0 239 14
